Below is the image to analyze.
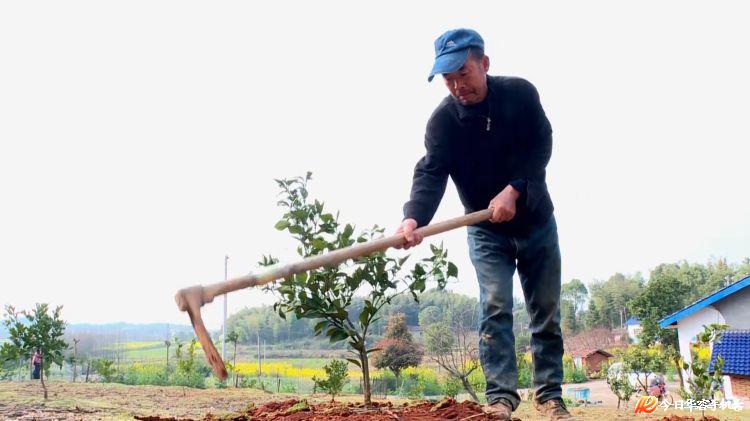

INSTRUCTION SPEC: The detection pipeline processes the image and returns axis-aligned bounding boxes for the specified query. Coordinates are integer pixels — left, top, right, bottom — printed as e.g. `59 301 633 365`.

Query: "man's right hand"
395 218 423 250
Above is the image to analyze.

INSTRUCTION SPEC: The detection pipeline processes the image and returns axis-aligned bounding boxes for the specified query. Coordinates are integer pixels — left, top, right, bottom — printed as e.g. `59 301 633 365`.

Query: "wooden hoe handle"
175 208 493 379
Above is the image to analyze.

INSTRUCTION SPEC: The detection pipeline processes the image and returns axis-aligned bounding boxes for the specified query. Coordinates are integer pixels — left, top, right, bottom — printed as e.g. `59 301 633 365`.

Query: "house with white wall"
625 317 641 344
659 275 750 401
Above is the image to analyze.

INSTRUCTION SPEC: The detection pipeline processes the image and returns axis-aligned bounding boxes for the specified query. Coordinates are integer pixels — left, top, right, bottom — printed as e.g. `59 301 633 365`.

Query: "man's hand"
488 185 520 223
394 218 423 250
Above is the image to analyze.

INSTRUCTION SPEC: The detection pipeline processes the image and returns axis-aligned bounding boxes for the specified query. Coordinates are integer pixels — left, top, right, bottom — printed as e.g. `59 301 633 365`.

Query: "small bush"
443 376 461 399
120 363 170 386
517 353 532 388
91 358 120 383
563 360 588 384
312 359 349 401
400 373 425 399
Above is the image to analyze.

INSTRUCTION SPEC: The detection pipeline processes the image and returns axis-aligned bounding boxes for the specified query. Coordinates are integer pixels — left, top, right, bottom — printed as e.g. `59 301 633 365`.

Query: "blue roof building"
657 275 750 401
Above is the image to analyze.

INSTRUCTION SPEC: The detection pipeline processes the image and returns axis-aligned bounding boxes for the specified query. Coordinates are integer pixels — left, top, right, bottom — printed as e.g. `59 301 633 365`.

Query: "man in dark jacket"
397 28 572 421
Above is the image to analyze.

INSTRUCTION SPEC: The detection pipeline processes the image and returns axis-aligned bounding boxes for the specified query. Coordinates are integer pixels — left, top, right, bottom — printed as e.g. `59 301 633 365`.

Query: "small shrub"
312 359 349 401
91 358 120 383
517 353 532 388
563 360 588 384
443 376 461 399
400 373 425 399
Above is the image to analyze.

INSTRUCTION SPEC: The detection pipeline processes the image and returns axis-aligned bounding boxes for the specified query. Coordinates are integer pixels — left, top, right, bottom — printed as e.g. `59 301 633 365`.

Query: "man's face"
442 54 489 106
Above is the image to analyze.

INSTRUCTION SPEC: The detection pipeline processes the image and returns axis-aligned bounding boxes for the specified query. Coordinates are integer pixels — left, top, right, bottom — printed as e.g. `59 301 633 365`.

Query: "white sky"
1 1 748 331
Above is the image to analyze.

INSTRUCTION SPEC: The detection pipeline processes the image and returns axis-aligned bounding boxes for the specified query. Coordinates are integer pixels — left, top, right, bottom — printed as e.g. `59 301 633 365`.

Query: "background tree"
0 304 67 399
423 304 480 402
266 174 457 406
628 263 685 389
371 313 423 389
560 279 588 335
585 273 643 329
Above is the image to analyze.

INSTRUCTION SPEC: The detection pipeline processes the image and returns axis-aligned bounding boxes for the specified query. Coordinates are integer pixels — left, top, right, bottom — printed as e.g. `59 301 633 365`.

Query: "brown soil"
135 398 509 421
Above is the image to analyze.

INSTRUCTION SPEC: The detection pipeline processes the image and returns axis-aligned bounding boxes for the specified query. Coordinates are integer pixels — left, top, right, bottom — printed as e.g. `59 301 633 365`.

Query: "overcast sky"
1 1 748 331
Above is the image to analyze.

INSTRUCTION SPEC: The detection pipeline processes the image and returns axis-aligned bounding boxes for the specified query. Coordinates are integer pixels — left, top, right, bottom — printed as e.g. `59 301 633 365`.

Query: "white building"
625 317 641 344
659 275 750 401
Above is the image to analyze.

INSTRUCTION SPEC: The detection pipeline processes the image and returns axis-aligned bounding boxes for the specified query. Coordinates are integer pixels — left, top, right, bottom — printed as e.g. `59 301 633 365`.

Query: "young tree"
312 359 349 402
603 362 635 410
226 330 240 387
622 344 669 394
423 305 480 402
371 313 423 388
266 174 457 406
680 323 727 418
1 304 67 399
70 337 80 382
164 339 171 367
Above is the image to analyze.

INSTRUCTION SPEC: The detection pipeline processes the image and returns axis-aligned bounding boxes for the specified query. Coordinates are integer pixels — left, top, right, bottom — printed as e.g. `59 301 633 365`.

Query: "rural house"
659 275 750 401
571 348 613 375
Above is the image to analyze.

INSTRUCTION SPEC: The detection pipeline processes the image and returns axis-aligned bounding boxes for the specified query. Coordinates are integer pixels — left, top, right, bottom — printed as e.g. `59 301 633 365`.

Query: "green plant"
400 373 425 399
516 352 532 388
266 173 457 405
91 358 119 383
563 359 588 383
622 344 668 392
443 376 461 399
680 323 727 419
0 304 68 399
226 330 240 387
173 338 206 388
602 362 634 409
312 359 349 401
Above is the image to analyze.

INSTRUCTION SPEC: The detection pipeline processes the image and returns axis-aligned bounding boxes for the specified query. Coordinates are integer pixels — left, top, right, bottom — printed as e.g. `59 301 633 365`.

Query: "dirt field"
1 380 749 420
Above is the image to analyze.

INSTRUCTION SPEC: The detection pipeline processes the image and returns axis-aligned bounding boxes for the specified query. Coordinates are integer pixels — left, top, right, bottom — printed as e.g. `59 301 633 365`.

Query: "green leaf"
329 329 349 343
314 320 328 334
345 358 362 368
359 308 369 326
274 220 290 230
447 262 458 278
366 347 382 354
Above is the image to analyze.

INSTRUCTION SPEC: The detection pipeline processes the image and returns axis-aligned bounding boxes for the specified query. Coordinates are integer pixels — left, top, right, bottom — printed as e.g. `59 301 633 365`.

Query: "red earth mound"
135 398 512 421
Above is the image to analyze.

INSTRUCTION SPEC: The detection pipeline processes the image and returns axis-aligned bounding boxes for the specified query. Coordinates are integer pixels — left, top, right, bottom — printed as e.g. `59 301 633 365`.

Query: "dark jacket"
403 75 554 236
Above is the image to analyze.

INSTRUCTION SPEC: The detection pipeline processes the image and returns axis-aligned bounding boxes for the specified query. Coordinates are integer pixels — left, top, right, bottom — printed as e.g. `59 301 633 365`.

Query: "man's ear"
482 55 490 73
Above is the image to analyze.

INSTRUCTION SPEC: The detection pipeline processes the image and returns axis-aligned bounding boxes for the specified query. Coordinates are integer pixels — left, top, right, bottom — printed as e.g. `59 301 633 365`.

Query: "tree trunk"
40 356 48 400
233 342 238 388
461 376 480 403
360 351 371 406
85 361 91 383
673 356 685 394
72 341 78 382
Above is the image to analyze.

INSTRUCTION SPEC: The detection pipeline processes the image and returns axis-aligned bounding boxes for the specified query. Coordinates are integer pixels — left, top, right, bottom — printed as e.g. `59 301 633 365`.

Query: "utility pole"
222 255 228 362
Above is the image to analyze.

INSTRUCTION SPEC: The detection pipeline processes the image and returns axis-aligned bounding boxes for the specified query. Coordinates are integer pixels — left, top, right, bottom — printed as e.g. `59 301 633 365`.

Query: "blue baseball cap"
428 28 485 82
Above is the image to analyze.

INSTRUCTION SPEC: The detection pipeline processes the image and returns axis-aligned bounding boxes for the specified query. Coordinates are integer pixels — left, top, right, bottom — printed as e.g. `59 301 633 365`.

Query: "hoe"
175 208 493 379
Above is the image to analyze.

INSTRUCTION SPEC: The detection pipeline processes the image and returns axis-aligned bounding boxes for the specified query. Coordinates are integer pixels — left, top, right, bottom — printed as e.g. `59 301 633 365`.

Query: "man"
397 29 572 420
31 349 42 380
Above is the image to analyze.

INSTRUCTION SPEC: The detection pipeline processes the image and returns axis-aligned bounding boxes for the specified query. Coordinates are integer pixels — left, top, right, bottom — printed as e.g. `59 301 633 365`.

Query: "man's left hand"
488 185 520 223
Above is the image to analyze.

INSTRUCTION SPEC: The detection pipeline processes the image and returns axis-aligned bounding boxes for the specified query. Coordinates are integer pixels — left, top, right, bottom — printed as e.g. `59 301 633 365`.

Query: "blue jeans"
467 215 563 409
